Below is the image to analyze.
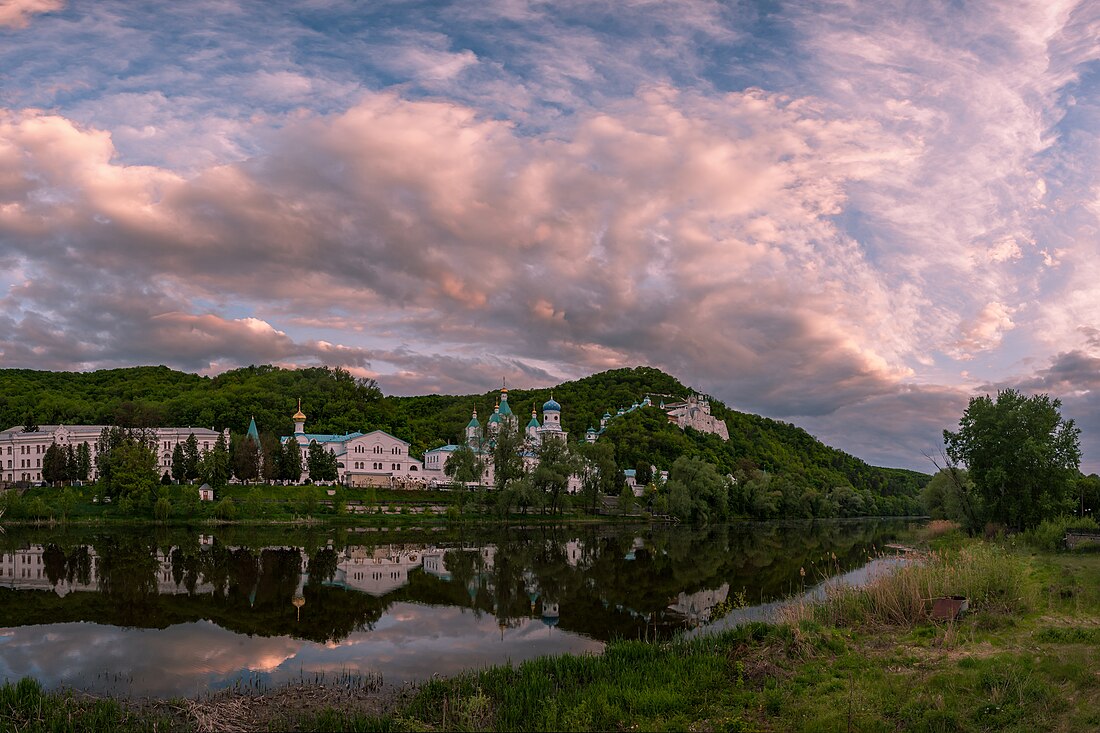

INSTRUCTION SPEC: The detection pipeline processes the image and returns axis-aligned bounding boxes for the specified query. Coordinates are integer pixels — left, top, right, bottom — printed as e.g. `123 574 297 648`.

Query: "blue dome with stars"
542 398 561 412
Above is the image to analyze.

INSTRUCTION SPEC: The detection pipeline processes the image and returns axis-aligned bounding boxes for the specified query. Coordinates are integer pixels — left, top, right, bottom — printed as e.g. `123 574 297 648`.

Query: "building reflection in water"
0 522 906 695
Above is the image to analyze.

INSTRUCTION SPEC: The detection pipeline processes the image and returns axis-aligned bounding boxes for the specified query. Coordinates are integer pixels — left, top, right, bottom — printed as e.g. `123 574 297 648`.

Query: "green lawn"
5 483 605 525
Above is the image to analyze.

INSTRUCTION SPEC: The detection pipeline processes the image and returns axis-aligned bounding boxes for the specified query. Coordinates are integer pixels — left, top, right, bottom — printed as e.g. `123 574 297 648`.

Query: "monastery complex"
1 386 727 489
289 386 728 490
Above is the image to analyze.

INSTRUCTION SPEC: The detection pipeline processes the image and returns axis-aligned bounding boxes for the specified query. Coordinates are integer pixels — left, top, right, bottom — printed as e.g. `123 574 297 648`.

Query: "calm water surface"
0 521 910 697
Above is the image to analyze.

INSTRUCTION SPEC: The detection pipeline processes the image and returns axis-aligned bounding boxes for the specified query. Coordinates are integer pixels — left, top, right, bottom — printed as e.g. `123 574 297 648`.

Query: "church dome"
542 398 561 412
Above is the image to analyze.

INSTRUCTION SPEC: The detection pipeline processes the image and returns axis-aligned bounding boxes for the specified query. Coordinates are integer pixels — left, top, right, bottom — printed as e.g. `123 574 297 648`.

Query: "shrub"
176 492 201 519
56 488 77 520
1022 515 1099 552
213 497 238 520
26 497 52 520
0 490 24 518
244 488 264 516
153 497 171 522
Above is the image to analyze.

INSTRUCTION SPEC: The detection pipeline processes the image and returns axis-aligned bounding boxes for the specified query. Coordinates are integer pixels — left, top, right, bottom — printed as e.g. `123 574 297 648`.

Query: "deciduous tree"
232 434 261 483
281 440 303 483
307 440 338 483
491 421 526 492
445 443 483 486
944 389 1080 530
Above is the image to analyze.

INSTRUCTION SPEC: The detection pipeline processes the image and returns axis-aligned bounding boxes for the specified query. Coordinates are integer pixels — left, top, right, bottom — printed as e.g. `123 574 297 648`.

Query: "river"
0 520 912 697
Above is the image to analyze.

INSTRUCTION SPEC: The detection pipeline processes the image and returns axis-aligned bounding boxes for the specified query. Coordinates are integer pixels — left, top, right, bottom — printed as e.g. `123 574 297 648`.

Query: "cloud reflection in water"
0 603 602 697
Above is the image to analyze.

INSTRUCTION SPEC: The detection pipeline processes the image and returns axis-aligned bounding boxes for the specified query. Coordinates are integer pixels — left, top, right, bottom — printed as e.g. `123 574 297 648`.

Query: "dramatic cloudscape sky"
3 0 1100 471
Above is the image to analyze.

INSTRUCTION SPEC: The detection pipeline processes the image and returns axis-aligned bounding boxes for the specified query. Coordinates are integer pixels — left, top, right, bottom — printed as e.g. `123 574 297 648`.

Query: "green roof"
246 417 260 443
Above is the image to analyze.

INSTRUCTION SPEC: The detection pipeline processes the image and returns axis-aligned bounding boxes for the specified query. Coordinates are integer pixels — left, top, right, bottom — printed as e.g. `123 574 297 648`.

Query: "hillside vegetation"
0 365 927 506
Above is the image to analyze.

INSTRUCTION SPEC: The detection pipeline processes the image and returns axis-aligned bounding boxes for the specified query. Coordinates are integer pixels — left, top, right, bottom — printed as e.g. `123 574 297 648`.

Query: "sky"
2 0 1100 472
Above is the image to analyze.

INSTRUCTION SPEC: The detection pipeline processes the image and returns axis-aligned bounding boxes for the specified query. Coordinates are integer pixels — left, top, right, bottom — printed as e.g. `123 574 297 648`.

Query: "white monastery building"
280 402 423 487
0 424 227 485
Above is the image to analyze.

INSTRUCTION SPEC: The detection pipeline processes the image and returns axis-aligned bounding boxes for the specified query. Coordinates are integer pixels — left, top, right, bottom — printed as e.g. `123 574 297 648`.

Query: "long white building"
0 424 227 485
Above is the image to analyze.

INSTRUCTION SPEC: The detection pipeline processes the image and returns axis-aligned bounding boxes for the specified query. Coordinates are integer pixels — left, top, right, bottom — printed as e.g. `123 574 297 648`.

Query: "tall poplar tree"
202 432 231 488
281 440 303 483
171 443 186 483
182 433 201 482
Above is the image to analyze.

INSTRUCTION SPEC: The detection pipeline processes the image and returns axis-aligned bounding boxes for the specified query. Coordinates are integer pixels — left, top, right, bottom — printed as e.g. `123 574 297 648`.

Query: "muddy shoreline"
75 681 414 732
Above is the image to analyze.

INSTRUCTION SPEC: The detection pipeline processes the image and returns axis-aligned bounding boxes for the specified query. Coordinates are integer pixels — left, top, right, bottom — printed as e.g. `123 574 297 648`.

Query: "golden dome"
293 398 306 421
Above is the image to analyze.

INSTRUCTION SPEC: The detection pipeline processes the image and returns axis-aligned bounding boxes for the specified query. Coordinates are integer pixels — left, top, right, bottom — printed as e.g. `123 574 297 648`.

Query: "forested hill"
0 364 927 497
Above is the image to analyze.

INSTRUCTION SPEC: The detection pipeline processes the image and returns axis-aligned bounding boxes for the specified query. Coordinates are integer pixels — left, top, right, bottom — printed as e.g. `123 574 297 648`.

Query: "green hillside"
0 364 927 504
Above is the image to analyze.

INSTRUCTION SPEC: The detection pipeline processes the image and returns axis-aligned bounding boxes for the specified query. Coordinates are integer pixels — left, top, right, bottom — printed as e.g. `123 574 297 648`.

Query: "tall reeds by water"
784 542 1031 628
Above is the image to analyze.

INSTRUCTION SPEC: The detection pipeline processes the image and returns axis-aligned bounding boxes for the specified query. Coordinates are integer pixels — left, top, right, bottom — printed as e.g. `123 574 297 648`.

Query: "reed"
784 543 1030 628
917 518 961 541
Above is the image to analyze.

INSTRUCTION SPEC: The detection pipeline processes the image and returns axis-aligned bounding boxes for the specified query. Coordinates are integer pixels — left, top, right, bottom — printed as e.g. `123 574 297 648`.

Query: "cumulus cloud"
0 87 916 417
0 0 62 28
950 302 1017 359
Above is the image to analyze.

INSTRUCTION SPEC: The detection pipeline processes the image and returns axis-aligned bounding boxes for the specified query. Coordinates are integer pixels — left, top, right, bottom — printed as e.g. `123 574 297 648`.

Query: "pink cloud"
0 0 63 29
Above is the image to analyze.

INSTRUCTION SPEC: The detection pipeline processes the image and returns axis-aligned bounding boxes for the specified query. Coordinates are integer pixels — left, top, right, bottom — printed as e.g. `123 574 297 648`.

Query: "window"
373 445 382 454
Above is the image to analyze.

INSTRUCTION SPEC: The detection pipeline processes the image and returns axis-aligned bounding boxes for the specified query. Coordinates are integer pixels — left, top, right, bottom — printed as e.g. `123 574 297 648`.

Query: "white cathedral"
421 386 574 489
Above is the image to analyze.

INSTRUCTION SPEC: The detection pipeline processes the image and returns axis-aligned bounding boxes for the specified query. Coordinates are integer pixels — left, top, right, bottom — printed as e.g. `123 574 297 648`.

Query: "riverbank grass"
0 677 173 732
784 541 1031 628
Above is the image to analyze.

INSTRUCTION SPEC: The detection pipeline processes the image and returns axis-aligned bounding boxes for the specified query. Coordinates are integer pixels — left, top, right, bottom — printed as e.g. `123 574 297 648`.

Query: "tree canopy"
944 389 1081 530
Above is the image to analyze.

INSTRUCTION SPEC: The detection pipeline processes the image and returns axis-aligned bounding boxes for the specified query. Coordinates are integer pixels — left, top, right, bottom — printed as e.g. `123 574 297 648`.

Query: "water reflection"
0 521 907 696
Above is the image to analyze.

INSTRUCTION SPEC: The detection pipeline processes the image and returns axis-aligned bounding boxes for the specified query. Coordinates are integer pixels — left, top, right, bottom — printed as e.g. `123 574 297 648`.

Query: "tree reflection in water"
0 521 906 644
